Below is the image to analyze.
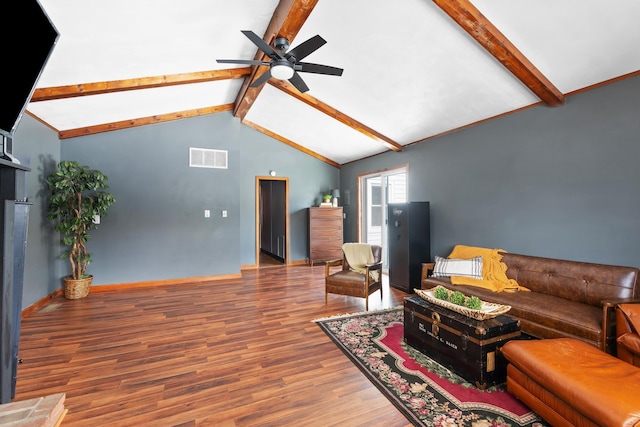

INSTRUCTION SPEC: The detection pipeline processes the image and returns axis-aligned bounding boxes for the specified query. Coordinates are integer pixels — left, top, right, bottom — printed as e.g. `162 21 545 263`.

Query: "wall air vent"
189 147 228 169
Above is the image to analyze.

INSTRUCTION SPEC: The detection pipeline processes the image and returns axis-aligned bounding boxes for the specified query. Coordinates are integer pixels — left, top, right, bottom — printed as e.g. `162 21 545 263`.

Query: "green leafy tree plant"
47 160 116 280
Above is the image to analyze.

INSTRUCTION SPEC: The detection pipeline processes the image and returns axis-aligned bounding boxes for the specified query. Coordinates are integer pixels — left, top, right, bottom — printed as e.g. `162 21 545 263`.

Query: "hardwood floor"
15 265 413 426
259 251 284 267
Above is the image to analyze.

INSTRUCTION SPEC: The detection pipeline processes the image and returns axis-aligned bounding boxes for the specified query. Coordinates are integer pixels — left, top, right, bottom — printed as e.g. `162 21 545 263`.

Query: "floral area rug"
314 307 548 427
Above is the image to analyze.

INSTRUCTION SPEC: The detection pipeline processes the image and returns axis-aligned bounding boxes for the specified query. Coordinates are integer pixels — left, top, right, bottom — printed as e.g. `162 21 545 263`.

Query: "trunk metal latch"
431 311 441 337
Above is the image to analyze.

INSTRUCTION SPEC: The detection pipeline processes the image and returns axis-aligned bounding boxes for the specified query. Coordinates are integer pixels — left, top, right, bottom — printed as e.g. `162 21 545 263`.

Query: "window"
359 166 408 270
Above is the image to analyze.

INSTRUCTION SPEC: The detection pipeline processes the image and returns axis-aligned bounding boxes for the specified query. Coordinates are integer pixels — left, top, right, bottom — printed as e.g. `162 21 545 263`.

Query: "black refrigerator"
387 202 430 292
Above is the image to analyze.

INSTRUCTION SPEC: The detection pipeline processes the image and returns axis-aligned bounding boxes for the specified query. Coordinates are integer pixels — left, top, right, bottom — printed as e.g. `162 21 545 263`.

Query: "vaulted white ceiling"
27 0 640 166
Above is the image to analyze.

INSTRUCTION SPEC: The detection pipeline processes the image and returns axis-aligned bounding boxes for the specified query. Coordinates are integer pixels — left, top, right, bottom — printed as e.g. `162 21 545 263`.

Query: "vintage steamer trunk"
404 295 521 389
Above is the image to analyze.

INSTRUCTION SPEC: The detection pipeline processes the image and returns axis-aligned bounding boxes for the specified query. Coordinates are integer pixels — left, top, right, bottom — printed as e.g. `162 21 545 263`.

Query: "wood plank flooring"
15 265 413 426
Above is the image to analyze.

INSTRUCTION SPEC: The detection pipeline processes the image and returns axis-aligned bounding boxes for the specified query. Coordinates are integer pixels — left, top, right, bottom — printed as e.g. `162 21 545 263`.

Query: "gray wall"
238 123 341 264
13 111 339 308
12 116 61 308
12 73 640 309
341 74 640 268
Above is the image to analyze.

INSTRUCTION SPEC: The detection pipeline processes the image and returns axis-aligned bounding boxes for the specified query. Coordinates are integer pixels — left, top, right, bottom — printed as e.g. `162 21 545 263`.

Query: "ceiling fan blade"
286 35 326 61
288 72 309 93
241 30 282 59
216 59 270 66
250 70 272 88
298 62 343 76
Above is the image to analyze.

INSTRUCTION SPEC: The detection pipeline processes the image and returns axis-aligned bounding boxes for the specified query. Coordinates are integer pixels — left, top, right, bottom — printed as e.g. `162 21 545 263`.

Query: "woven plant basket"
415 286 511 320
63 275 93 299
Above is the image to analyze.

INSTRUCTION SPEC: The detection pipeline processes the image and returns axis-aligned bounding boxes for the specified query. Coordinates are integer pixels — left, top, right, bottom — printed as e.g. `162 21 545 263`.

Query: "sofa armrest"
616 303 640 365
324 259 344 277
618 333 640 355
603 298 640 308
601 300 640 353
421 262 435 281
365 262 382 285
365 262 382 271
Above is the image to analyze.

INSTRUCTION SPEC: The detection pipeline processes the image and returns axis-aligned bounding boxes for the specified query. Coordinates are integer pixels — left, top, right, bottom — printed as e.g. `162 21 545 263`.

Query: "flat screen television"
0 0 59 140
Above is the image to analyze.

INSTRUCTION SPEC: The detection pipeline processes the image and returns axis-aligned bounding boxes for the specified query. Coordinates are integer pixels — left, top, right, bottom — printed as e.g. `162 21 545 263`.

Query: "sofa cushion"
500 252 640 305
431 255 482 279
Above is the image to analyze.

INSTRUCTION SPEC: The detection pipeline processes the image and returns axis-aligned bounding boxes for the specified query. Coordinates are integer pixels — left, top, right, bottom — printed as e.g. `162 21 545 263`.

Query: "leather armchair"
325 244 383 310
616 303 640 367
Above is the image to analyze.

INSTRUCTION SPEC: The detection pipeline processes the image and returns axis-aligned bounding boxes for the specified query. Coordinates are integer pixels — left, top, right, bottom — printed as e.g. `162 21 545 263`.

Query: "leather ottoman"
501 338 640 427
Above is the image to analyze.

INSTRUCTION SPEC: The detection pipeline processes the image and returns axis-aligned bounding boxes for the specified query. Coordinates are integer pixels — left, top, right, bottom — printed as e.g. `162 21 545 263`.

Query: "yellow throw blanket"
342 243 379 282
448 245 529 293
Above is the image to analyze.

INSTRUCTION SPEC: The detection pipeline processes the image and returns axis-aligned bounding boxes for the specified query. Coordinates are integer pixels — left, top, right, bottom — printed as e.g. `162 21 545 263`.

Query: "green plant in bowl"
449 291 466 306
434 287 449 300
465 295 482 310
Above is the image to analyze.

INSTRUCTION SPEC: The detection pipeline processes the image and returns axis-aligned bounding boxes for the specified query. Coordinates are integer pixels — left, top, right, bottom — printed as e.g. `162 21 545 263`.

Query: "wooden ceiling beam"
243 119 340 168
233 0 319 119
433 0 565 107
269 80 403 152
31 69 250 101
54 104 234 139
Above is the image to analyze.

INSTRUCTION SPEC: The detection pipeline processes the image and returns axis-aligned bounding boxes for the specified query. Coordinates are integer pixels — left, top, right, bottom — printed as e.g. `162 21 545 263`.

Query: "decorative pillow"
431 255 483 279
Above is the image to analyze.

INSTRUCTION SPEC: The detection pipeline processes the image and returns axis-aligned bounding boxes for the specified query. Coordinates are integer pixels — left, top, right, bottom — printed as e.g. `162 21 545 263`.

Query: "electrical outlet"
222 210 227 218
204 210 210 218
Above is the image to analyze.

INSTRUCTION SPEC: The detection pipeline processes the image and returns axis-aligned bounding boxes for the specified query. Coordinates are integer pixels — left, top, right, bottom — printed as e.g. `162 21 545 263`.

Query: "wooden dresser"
308 207 343 265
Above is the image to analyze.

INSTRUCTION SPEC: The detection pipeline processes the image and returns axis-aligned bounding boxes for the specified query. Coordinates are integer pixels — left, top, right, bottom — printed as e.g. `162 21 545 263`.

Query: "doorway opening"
358 165 408 270
255 176 290 267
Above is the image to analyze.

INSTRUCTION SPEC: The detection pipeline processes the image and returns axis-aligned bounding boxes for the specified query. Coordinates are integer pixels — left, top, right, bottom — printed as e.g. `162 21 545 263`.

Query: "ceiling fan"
217 30 343 93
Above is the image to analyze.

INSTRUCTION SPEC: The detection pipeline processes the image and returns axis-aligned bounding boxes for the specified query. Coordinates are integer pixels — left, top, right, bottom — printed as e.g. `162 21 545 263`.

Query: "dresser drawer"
309 248 343 262
308 207 343 265
309 207 342 219
310 228 343 241
313 218 342 229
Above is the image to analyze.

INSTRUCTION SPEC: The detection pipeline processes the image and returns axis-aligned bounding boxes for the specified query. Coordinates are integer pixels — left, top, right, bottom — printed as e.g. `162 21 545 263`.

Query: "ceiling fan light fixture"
271 62 294 80
220 31 342 92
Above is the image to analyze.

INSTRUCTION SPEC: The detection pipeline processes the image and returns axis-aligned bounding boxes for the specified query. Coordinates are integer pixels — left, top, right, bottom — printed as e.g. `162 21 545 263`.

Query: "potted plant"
46 160 116 299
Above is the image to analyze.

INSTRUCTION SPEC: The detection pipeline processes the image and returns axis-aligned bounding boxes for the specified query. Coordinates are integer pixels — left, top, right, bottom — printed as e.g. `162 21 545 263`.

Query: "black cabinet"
387 202 430 292
0 159 31 402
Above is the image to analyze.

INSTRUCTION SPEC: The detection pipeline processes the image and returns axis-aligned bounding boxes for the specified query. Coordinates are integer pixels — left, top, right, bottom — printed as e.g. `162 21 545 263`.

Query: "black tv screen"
0 0 59 139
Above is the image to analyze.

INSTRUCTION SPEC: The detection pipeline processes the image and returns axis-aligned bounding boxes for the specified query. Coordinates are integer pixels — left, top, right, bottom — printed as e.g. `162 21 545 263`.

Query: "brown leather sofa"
617 303 640 367
501 337 640 426
422 252 640 354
